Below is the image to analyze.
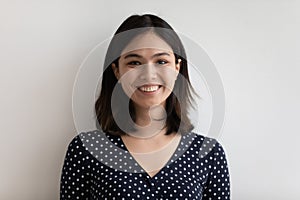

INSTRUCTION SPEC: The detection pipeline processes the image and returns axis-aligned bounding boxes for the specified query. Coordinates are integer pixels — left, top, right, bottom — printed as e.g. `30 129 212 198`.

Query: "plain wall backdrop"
0 1 299 199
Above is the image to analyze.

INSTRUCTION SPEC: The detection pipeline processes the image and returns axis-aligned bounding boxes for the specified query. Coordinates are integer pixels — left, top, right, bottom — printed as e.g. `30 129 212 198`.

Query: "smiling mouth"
138 85 162 92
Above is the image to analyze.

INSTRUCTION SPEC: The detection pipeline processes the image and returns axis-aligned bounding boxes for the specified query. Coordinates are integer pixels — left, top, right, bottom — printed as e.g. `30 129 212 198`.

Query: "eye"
156 60 169 65
127 61 141 67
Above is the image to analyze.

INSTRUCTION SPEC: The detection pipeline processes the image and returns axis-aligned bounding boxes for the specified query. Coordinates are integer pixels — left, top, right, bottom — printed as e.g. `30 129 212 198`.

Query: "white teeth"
139 85 159 92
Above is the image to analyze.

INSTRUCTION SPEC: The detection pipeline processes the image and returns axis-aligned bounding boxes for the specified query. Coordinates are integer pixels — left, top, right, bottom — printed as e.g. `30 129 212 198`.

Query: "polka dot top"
60 130 230 199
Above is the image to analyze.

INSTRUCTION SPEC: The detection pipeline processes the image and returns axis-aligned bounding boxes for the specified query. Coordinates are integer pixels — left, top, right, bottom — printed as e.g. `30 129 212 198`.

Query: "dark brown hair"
95 14 196 136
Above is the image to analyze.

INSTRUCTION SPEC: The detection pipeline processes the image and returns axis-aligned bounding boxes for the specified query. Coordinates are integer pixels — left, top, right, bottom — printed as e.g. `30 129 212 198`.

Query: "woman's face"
112 32 181 110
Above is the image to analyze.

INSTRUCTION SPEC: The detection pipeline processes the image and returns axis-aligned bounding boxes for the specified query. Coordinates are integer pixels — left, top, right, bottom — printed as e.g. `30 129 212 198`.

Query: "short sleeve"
60 134 91 200
202 141 230 200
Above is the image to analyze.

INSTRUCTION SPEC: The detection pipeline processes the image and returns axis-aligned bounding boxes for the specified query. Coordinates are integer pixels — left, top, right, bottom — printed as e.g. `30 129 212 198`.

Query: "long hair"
95 14 195 136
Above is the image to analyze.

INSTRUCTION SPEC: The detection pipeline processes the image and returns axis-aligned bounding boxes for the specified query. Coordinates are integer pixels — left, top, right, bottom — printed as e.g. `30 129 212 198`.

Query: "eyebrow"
124 52 171 59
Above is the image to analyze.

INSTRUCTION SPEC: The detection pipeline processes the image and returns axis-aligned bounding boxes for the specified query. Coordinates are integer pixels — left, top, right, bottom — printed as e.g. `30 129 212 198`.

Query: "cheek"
118 69 140 97
157 68 178 90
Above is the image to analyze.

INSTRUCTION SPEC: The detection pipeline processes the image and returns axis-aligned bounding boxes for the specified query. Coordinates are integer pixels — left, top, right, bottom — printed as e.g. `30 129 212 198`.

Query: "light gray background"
1 1 299 199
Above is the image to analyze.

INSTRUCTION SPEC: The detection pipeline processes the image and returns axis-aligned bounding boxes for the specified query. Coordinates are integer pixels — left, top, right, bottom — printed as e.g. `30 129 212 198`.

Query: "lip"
136 84 162 95
136 83 162 87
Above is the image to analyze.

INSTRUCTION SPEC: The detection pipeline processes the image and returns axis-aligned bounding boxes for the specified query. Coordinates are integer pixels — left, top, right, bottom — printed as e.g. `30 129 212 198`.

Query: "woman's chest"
89 155 209 199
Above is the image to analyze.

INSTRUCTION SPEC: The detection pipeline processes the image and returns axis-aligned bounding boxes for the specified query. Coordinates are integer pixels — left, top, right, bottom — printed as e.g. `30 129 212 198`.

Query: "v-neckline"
119 133 183 179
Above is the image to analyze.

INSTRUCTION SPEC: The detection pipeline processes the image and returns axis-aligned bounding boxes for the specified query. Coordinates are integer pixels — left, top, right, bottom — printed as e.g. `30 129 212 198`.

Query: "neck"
133 103 167 127
134 105 151 127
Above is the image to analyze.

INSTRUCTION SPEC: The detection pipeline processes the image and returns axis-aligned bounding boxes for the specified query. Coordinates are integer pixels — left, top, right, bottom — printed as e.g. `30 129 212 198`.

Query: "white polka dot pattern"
60 130 230 199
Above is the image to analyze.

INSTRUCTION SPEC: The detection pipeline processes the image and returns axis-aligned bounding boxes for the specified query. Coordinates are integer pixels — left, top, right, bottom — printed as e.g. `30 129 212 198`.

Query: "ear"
111 63 119 80
175 59 181 72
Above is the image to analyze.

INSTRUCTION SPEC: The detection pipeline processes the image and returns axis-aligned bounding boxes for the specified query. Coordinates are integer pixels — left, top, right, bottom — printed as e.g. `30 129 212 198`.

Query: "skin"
112 32 181 127
111 32 182 177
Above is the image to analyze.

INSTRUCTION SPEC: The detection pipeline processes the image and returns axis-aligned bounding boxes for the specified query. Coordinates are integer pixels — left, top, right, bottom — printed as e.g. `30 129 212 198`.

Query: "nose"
139 63 157 80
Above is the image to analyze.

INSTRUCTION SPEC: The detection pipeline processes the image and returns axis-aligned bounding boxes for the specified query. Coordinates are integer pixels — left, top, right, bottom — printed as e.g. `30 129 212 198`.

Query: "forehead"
121 31 173 56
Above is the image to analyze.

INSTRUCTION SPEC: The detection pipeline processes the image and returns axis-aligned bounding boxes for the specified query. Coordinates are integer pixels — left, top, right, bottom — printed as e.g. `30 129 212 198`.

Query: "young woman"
60 14 230 199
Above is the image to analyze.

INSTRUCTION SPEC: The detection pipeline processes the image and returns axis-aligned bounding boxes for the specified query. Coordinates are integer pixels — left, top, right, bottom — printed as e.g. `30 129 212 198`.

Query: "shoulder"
67 129 107 145
187 132 227 158
65 130 108 154
187 132 217 147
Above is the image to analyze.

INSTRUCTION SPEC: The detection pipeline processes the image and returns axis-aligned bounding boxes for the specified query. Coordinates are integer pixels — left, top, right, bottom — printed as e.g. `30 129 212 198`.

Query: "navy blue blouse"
60 130 230 199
